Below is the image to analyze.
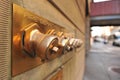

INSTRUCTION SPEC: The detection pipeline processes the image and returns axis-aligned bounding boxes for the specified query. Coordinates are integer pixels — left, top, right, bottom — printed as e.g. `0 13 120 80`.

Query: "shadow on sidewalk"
84 43 120 80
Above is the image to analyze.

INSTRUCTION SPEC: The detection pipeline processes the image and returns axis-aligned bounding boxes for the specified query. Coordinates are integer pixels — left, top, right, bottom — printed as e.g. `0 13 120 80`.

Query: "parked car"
112 38 120 46
111 32 120 46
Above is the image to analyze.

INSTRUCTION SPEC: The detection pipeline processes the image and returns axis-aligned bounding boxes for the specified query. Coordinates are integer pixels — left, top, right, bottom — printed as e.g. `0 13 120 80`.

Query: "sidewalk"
84 43 120 80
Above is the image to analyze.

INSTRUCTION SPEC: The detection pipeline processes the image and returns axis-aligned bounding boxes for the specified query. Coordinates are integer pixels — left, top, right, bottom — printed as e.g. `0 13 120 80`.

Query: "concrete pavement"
84 42 120 80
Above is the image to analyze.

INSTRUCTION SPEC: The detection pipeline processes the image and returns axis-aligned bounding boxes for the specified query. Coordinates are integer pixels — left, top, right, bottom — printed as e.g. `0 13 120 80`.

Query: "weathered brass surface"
12 4 65 76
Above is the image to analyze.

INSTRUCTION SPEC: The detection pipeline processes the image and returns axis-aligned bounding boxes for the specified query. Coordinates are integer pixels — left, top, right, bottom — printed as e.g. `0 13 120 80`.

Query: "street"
84 42 120 80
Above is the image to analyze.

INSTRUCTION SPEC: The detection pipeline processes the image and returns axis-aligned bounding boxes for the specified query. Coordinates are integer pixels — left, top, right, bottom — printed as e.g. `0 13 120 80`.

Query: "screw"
52 46 59 53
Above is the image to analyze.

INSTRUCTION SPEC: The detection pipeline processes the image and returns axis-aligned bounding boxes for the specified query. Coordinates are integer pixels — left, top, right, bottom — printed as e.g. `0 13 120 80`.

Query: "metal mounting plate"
12 4 67 76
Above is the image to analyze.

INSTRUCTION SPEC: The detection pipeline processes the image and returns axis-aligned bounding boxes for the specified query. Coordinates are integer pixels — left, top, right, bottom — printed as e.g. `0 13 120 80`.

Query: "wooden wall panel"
62 48 85 80
76 0 86 19
75 49 85 80
49 0 85 34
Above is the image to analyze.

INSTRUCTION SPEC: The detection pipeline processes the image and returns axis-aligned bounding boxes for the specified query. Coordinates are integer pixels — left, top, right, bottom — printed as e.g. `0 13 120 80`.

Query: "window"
93 0 111 3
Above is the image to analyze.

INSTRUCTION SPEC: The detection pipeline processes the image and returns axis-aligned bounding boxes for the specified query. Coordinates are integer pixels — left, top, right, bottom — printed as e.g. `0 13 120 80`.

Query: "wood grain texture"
49 0 86 34
76 0 86 20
